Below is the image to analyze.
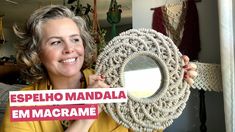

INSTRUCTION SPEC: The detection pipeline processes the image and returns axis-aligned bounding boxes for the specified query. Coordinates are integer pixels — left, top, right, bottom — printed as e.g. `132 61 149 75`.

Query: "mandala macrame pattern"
95 28 190 131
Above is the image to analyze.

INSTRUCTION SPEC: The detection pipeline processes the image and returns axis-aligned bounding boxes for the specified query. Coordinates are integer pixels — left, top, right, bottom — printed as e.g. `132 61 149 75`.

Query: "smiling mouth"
60 57 78 63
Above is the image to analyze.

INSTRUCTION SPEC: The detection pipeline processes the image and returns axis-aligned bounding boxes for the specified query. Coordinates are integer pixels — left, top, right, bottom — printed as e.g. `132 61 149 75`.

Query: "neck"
49 72 82 90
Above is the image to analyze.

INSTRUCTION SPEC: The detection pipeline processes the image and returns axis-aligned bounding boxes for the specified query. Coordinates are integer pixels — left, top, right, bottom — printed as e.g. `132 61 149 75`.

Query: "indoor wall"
133 0 225 131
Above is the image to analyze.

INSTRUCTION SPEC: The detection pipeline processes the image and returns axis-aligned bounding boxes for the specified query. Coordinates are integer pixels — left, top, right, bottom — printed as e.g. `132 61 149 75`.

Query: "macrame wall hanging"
95 28 223 131
107 0 122 38
152 0 201 60
96 28 191 131
162 2 187 46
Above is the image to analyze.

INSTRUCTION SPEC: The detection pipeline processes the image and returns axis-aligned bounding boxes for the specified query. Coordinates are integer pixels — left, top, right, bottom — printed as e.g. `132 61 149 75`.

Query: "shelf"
0 64 20 77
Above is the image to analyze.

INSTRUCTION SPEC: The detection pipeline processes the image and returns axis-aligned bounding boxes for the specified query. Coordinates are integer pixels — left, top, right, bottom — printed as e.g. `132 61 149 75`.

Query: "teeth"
62 58 76 63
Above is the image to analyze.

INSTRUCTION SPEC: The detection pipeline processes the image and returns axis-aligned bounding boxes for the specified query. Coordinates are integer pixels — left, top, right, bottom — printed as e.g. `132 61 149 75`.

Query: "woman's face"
39 17 84 80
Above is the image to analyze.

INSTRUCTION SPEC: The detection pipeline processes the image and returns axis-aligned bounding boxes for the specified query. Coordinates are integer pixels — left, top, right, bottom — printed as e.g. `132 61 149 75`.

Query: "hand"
87 74 110 88
87 74 110 114
182 55 198 86
65 74 109 132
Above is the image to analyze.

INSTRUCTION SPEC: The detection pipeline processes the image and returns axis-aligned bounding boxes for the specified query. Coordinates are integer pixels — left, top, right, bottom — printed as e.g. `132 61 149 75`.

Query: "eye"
71 37 81 44
74 38 80 42
50 40 62 46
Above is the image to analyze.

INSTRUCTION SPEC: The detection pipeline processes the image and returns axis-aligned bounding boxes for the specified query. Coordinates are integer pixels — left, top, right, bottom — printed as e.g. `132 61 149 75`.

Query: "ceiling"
0 0 132 28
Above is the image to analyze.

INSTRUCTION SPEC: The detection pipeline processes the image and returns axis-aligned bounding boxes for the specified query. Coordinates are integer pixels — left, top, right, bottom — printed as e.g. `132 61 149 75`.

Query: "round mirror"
95 28 190 131
124 55 162 98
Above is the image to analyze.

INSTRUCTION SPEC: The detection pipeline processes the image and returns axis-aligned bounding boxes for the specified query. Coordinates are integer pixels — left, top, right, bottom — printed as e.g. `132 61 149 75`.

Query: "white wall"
133 0 182 29
132 0 225 131
132 0 159 29
197 0 220 63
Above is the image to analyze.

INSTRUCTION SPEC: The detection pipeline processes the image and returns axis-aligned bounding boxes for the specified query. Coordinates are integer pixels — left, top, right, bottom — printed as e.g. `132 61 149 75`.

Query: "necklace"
47 72 86 90
46 72 86 129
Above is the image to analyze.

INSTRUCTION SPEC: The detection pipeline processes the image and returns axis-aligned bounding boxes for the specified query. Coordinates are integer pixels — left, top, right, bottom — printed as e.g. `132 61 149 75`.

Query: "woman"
1 5 197 132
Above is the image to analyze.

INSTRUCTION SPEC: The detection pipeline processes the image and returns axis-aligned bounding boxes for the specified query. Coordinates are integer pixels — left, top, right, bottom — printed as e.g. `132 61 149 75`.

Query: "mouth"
59 57 78 63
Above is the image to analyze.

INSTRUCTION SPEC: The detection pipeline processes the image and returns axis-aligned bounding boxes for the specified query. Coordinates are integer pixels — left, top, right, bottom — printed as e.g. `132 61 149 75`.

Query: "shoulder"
20 85 35 91
82 68 95 83
20 80 48 91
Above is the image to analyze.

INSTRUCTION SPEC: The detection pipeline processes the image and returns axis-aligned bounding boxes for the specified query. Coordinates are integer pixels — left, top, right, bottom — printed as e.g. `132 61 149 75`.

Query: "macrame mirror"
95 28 190 131
123 55 163 98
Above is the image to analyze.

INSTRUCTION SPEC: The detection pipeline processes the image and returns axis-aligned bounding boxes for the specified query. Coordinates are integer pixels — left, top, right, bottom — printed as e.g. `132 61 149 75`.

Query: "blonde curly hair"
14 5 95 82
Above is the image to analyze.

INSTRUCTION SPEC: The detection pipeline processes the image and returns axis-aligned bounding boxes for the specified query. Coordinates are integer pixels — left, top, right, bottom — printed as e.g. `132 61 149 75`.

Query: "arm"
0 104 34 132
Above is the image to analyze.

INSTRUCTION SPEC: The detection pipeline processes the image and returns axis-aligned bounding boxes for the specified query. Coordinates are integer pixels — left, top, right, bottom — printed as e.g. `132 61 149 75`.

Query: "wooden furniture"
0 64 19 76
0 64 21 84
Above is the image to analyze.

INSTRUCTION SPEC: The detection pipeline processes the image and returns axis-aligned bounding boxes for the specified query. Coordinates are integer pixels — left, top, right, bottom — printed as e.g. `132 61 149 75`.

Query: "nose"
62 41 74 54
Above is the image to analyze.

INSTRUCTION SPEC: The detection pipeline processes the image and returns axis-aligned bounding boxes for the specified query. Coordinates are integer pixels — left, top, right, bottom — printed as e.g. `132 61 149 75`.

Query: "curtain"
218 0 235 131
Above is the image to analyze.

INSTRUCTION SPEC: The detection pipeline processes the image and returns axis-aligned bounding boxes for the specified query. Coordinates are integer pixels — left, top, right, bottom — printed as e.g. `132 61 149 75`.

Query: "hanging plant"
64 0 93 26
107 0 122 38
107 0 122 24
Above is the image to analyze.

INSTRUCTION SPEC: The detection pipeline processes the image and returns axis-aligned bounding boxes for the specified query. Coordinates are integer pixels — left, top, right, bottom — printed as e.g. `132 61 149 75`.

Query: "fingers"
182 55 198 86
182 55 190 65
184 69 197 79
184 70 197 86
184 70 195 86
184 77 194 86
183 62 197 83
88 74 110 88
89 74 104 82
183 63 197 70
187 70 198 78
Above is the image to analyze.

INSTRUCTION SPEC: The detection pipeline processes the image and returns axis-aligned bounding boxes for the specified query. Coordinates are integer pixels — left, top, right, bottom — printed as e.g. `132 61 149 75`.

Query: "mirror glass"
124 55 162 98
